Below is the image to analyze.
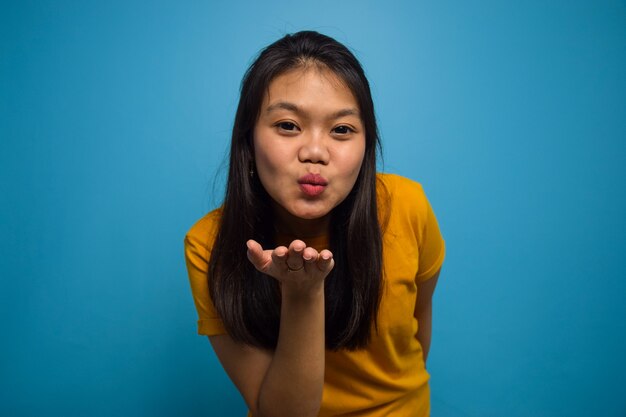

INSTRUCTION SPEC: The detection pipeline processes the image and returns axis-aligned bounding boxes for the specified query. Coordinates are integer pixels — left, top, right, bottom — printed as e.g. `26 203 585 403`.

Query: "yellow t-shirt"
184 173 446 416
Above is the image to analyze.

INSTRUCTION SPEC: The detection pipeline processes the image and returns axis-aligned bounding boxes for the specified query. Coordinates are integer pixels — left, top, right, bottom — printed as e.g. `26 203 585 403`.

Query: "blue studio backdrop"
1 1 625 416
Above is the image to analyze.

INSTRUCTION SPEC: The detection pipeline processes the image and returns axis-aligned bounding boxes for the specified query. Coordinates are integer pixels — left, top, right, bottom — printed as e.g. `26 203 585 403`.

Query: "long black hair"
208 31 388 350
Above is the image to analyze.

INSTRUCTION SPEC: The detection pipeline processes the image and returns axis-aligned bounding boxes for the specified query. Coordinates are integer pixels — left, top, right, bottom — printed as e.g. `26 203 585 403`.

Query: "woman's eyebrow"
330 108 360 119
265 101 299 114
265 101 360 119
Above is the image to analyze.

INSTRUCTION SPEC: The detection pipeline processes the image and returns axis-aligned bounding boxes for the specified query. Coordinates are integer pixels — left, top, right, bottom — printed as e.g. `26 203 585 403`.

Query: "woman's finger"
270 246 289 272
246 239 270 272
316 249 335 273
246 239 261 262
286 240 306 271
302 247 319 272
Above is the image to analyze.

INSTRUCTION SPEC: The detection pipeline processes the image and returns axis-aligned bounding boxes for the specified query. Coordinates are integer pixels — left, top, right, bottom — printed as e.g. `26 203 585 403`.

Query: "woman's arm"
414 267 441 364
209 239 333 417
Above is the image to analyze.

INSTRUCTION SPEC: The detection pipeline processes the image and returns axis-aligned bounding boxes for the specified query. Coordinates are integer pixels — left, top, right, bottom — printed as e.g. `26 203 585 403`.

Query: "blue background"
1 1 625 416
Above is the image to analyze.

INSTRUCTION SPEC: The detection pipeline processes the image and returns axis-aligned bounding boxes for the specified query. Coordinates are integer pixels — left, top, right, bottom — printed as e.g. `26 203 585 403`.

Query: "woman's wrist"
281 280 325 301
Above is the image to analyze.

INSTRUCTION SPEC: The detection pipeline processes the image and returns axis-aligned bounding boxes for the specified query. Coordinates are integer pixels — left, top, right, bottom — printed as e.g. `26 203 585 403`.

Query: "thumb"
246 239 268 271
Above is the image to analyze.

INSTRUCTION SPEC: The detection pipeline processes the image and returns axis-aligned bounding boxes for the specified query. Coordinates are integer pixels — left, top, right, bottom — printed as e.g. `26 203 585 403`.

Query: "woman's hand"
246 239 334 295
214 239 332 417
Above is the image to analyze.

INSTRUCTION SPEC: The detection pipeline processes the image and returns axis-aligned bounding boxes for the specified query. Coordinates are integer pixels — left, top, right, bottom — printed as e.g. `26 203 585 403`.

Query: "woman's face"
253 66 366 235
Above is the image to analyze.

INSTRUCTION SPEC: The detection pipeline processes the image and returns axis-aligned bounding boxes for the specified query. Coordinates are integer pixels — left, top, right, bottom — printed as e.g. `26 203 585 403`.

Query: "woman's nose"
298 129 330 164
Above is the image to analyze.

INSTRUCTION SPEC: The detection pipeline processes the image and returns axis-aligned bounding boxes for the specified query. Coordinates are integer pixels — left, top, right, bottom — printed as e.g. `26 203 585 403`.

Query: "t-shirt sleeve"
184 223 226 336
415 192 446 282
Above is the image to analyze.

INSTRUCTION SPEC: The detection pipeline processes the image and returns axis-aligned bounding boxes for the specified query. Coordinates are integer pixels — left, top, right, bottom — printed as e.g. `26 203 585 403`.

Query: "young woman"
184 31 445 417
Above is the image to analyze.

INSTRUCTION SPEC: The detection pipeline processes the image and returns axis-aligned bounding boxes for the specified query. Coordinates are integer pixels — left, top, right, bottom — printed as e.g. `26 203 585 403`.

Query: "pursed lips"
298 173 328 186
298 173 328 197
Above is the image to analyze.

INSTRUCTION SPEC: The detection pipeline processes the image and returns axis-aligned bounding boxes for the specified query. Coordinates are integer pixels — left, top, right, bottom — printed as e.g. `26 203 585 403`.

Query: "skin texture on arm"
209 239 334 417
414 268 441 364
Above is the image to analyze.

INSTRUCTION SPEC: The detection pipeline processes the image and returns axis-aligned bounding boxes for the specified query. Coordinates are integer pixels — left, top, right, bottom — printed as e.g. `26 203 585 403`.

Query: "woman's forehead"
260 67 359 116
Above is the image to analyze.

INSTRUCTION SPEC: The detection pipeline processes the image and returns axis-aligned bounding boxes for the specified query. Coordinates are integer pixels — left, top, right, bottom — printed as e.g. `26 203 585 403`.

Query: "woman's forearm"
415 270 440 365
415 301 432 364
256 285 325 417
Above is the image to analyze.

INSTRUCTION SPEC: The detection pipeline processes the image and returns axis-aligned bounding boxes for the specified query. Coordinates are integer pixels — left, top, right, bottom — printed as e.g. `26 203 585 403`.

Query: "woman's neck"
272 204 330 238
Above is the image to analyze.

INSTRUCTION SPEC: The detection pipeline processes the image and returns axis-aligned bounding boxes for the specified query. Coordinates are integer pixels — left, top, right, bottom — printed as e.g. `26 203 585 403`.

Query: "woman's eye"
277 122 298 131
333 125 353 135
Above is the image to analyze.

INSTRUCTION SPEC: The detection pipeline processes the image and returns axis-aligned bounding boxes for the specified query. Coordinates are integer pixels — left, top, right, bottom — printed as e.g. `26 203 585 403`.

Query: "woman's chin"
283 200 329 218
290 209 330 221
272 198 334 226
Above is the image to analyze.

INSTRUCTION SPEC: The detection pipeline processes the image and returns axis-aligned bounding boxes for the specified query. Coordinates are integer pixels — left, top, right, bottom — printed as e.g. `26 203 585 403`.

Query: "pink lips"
298 173 328 197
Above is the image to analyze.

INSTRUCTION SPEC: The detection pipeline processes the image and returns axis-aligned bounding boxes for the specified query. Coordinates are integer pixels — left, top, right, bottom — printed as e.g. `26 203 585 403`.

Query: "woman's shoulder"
184 207 223 249
376 172 433 232
376 172 428 204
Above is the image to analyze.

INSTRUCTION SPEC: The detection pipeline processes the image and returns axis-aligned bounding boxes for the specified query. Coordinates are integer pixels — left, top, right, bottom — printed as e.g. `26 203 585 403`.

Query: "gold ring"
287 264 304 272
